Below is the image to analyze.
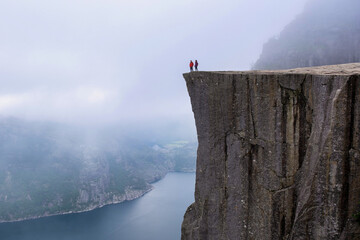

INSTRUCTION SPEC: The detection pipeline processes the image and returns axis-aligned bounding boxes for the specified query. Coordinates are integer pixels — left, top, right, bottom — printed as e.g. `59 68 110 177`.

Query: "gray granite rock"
182 63 360 239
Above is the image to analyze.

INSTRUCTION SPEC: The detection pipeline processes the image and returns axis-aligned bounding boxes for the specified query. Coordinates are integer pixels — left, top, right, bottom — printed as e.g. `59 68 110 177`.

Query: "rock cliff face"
182 63 360 239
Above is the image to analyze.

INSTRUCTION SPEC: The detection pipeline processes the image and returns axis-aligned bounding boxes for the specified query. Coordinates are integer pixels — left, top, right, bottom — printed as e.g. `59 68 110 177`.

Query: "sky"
0 0 308 133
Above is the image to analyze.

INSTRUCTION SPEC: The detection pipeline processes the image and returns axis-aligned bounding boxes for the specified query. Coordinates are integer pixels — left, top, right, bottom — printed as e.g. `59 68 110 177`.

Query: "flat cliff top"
184 62 360 76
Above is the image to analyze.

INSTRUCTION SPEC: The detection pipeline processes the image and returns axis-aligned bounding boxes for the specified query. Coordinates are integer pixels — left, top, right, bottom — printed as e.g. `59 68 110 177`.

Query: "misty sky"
0 0 308 128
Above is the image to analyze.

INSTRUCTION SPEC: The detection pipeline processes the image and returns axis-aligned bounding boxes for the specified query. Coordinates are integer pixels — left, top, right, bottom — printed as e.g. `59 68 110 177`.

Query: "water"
0 172 195 240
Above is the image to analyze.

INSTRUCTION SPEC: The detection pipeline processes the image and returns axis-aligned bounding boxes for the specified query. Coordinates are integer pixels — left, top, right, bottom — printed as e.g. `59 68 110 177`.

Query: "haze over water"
0 172 195 240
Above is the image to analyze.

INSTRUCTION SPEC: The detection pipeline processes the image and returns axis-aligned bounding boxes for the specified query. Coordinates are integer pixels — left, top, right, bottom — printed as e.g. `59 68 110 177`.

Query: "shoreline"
0 170 195 224
0 187 153 224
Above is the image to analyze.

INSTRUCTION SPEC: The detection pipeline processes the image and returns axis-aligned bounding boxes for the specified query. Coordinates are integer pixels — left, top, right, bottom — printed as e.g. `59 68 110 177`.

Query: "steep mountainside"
0 118 196 222
182 63 360 239
254 0 360 70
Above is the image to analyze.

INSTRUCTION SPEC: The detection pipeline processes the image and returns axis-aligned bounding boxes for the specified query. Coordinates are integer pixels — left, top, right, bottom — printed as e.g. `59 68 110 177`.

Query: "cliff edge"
182 63 360 239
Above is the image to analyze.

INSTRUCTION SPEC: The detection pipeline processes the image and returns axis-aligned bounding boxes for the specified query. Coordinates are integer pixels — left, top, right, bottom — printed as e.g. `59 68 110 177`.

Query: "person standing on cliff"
195 60 198 71
189 60 194 72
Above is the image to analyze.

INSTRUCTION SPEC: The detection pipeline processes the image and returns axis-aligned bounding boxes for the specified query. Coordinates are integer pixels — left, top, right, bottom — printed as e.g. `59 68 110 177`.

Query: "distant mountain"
0 117 196 222
254 0 360 70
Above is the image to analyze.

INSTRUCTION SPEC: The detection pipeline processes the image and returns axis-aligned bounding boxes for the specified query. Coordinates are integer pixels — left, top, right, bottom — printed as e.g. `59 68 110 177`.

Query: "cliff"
182 63 360 239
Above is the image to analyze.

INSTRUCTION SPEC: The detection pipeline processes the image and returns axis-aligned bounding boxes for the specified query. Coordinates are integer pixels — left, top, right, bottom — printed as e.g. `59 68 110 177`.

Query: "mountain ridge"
254 0 360 70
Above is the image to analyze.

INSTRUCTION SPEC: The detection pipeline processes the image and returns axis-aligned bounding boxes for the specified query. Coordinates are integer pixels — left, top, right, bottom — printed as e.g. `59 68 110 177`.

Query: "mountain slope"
254 0 360 70
0 117 196 222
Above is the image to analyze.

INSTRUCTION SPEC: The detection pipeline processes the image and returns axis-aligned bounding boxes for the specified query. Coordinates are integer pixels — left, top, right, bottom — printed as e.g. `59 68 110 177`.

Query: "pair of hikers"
189 60 198 71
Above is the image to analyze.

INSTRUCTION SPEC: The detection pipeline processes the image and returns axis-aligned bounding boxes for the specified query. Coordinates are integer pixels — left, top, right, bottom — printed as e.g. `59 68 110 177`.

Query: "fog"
254 0 360 70
0 0 308 133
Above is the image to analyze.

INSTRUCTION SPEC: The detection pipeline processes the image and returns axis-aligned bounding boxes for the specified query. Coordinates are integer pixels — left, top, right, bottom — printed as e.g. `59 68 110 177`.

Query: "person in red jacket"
195 60 198 71
189 60 194 72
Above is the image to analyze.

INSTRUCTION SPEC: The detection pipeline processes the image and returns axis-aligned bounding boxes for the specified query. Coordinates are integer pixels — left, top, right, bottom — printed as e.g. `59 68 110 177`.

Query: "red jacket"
190 61 194 67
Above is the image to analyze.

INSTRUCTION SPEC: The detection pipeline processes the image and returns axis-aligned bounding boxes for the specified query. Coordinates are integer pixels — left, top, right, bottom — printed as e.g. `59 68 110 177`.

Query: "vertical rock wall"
182 64 360 239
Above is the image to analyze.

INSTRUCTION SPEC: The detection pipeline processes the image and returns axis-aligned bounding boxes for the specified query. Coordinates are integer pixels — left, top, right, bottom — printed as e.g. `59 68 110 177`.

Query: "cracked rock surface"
182 63 360 240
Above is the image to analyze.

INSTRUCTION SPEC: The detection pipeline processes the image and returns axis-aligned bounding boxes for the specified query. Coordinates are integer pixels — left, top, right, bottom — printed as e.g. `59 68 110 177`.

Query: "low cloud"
0 0 308 129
